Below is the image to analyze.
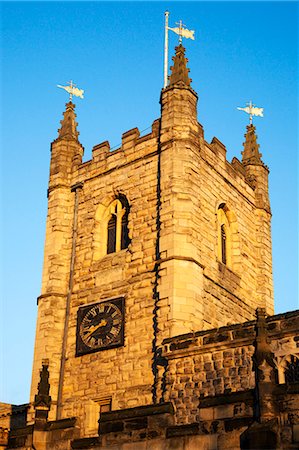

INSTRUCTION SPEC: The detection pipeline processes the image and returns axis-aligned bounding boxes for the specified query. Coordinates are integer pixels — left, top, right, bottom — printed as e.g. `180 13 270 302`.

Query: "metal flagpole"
164 11 169 88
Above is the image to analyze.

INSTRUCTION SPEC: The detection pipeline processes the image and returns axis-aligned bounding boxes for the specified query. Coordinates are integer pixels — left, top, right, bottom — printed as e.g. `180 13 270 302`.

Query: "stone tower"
28 44 274 436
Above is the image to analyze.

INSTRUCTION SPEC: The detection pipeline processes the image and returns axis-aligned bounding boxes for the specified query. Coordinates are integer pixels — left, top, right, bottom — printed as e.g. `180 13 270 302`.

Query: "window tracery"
93 196 130 260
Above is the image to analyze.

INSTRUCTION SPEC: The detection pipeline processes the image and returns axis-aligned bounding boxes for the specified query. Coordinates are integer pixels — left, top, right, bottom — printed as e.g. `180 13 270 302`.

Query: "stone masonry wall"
57 126 160 436
161 310 299 426
198 138 273 328
157 82 273 345
162 322 256 425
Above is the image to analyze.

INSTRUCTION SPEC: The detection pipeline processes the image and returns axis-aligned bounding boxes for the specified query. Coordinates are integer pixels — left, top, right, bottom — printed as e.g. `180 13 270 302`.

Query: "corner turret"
160 44 200 139
157 45 204 341
241 124 273 314
30 102 84 421
49 102 84 190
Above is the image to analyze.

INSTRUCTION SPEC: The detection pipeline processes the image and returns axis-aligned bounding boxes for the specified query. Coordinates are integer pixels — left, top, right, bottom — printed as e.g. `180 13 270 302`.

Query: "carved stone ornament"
57 102 80 141
169 44 192 87
34 360 51 410
242 124 264 166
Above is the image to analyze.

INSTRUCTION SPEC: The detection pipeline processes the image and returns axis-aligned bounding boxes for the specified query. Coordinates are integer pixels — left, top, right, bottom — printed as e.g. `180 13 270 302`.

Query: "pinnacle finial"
34 359 51 410
57 101 80 141
241 124 263 166
254 308 275 371
168 44 192 87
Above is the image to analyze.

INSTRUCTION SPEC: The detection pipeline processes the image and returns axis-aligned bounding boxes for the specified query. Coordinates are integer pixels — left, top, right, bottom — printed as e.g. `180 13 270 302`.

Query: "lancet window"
106 198 130 254
93 196 130 260
217 204 232 268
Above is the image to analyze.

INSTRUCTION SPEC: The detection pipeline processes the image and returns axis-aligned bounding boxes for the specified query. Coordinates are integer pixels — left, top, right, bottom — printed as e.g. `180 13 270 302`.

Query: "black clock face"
76 298 124 356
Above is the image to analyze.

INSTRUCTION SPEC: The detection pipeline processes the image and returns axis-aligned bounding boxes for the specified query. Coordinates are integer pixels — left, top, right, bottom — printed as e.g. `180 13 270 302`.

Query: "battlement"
74 120 160 182
71 117 260 211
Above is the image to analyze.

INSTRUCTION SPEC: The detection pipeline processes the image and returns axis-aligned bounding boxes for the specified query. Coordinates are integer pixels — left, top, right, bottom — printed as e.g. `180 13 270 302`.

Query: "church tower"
28 43 274 437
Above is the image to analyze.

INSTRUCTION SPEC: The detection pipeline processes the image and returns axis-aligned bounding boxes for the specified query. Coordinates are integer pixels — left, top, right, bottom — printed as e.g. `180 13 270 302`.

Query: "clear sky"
1 1 298 405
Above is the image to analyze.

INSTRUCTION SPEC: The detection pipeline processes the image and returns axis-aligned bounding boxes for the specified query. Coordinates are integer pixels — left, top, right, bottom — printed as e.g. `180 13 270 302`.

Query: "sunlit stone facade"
1 45 298 450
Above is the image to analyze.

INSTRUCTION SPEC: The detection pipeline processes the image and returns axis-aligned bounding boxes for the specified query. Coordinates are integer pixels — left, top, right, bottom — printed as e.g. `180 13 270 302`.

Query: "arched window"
93 196 130 260
106 197 130 254
217 204 232 268
285 355 299 383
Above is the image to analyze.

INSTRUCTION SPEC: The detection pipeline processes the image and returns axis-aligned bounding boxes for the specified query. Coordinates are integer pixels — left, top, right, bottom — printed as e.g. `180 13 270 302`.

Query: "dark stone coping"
224 417 253 432
167 417 253 439
267 309 299 323
9 425 33 438
71 437 101 449
47 417 76 430
162 309 299 346
163 321 256 345
199 389 254 408
99 402 174 423
167 423 200 438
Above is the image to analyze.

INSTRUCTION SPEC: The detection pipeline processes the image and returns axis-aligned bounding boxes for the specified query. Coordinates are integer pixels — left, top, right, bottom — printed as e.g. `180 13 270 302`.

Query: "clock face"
76 298 124 356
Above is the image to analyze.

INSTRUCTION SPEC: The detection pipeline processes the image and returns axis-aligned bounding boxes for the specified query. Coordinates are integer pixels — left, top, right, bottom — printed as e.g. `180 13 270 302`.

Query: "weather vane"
164 11 195 88
237 100 263 125
57 80 84 101
169 20 195 44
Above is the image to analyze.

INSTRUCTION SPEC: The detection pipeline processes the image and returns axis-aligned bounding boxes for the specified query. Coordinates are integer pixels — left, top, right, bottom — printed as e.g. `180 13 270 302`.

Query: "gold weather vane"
57 80 84 101
237 100 264 125
169 20 195 44
164 11 195 88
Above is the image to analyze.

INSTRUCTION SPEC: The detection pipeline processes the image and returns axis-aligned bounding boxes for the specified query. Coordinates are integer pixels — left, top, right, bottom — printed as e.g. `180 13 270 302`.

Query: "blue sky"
1 1 298 405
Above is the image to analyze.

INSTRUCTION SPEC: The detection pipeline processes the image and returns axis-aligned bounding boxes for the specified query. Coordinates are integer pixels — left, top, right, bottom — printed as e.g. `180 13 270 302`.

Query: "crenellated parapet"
90 120 160 171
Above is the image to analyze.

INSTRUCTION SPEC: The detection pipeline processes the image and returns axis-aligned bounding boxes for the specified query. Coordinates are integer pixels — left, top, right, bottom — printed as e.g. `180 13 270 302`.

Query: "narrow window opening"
221 224 227 264
107 215 117 254
121 213 130 250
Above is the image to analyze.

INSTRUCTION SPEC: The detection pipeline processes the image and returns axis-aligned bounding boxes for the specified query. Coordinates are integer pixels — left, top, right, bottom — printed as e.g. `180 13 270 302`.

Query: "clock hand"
85 319 107 339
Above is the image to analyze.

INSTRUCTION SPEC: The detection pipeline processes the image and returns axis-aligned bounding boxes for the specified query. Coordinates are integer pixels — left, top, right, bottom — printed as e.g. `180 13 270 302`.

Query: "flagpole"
164 11 169 88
